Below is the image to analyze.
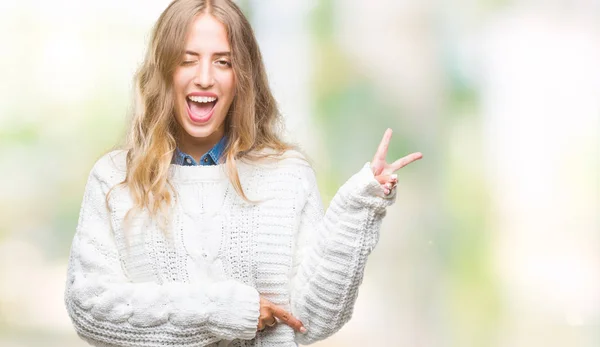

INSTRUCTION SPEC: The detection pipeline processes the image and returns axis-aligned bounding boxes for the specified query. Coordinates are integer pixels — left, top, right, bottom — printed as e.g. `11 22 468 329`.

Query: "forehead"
185 13 230 51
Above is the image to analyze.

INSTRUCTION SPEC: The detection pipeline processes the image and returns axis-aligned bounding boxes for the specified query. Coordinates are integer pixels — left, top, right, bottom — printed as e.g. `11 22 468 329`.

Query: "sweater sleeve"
290 162 396 345
64 160 260 347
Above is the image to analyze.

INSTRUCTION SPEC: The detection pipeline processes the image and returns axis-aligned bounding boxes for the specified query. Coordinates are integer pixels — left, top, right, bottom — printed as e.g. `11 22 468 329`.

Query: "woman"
64 0 422 346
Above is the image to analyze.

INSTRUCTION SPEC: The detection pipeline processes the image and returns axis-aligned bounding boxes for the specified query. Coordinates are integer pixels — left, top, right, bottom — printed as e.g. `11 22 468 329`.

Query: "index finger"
271 306 305 333
389 152 423 172
375 128 393 161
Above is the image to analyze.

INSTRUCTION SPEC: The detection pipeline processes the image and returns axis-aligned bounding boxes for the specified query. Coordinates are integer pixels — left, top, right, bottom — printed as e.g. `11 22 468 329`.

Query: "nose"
193 60 215 89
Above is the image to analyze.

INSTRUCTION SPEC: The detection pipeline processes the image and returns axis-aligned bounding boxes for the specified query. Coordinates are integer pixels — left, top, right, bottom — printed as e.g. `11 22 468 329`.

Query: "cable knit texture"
65 149 396 347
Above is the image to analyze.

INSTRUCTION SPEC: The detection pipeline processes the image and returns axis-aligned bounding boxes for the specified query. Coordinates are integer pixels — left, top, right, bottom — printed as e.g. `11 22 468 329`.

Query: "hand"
371 128 422 195
257 297 307 333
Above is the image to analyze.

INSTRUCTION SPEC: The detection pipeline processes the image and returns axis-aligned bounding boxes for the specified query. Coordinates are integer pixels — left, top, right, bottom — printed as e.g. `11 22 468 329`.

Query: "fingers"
258 297 273 331
384 177 398 191
271 304 307 333
258 297 307 333
374 128 393 162
384 181 397 195
257 310 268 331
375 174 398 195
371 160 384 176
375 173 397 185
257 316 277 331
389 152 422 172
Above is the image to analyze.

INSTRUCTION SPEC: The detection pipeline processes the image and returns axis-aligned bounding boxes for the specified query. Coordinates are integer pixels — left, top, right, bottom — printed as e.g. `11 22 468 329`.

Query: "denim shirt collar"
172 136 228 166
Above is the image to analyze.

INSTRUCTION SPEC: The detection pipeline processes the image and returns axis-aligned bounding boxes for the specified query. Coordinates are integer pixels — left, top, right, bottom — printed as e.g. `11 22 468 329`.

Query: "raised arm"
64 159 260 347
290 129 421 345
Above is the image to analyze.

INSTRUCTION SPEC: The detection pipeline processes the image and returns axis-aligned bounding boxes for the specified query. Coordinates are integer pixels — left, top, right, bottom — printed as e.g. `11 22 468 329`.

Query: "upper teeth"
189 96 217 103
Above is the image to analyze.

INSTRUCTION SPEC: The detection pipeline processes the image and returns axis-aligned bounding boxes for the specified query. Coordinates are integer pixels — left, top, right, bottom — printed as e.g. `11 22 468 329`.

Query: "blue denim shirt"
172 136 228 166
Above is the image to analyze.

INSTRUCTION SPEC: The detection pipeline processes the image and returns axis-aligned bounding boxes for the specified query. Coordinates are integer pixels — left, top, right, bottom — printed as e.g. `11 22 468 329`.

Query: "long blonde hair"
119 0 297 220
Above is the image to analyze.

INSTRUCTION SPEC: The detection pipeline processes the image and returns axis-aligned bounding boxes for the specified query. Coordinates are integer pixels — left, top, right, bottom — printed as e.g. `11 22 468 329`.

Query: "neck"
177 129 224 163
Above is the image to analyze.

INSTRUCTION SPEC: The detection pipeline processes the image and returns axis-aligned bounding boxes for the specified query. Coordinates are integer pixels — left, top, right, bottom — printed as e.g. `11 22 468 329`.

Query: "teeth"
188 95 217 103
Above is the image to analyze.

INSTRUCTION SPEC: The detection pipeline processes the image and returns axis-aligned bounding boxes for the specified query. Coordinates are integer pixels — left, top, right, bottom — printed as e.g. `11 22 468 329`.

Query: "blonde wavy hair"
116 0 299 222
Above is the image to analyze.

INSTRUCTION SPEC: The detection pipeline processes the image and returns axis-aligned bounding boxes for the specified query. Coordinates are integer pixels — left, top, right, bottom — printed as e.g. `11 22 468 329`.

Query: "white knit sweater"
64 149 396 347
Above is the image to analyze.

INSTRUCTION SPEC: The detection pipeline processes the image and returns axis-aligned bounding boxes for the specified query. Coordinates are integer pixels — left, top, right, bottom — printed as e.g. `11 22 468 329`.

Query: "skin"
371 128 423 194
173 13 236 162
171 12 423 336
171 12 303 333
258 297 305 333
257 132 422 333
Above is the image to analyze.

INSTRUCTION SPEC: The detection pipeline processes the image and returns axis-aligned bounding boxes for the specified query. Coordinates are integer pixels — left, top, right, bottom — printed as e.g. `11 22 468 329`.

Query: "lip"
186 92 218 124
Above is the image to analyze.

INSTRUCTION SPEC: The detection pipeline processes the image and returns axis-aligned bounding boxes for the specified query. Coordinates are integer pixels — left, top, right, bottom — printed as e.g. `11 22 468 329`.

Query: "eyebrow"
184 50 231 57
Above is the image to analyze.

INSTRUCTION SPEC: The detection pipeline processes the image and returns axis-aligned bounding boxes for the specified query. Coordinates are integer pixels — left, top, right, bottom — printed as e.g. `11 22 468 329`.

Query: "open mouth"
186 95 218 123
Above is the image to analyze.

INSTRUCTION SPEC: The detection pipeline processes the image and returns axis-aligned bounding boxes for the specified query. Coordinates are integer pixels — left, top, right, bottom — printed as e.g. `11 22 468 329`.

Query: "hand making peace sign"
371 128 423 195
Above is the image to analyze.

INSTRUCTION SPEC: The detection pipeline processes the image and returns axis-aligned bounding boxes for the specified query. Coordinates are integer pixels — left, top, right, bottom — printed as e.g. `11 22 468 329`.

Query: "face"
173 13 235 145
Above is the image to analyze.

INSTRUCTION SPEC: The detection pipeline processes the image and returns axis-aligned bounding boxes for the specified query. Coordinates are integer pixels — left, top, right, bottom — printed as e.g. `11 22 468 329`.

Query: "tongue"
189 101 216 117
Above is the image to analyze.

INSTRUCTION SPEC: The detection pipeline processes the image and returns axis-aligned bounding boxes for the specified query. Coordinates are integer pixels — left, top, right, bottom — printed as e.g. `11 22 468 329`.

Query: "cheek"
220 71 236 97
173 69 191 94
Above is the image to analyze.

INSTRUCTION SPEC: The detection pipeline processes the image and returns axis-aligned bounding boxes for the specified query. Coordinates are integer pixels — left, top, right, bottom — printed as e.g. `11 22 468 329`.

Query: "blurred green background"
1 0 598 346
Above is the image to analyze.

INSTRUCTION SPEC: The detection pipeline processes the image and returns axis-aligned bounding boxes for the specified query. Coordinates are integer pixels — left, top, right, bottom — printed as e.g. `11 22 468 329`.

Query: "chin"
182 123 217 139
